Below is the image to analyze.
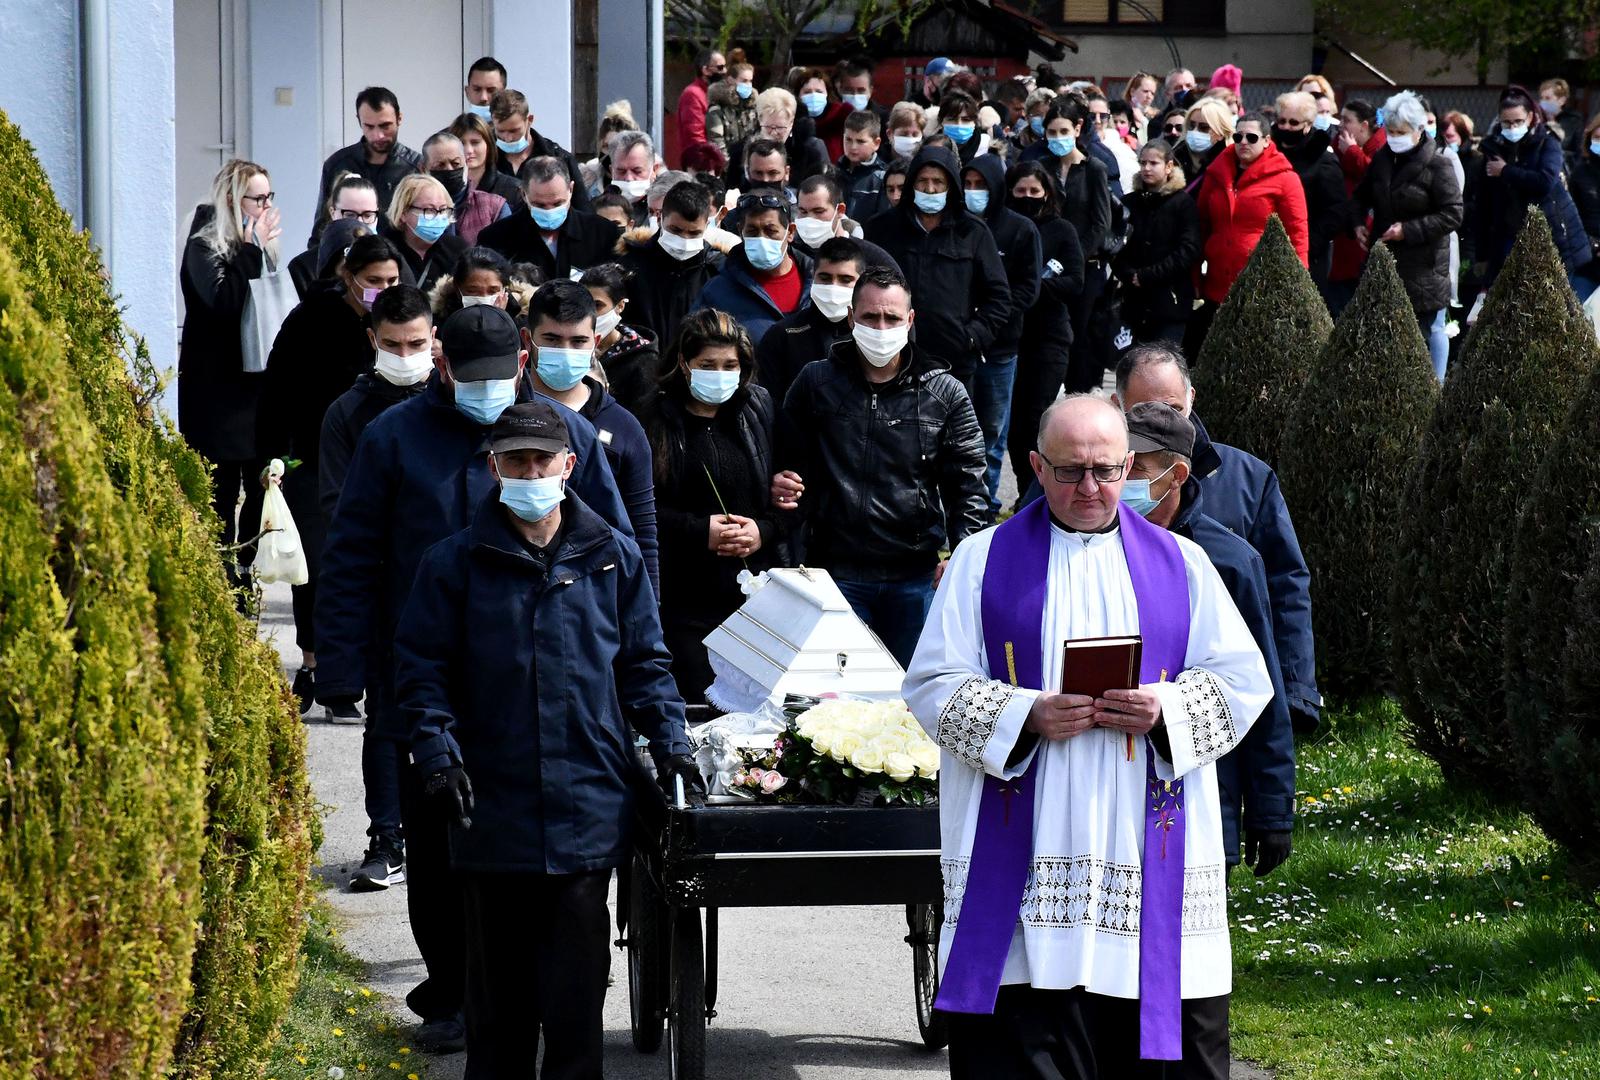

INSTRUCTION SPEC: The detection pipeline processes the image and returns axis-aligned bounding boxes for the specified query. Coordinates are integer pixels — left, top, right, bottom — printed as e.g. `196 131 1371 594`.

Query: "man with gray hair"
608 129 658 225
1163 66 1197 110
477 155 622 280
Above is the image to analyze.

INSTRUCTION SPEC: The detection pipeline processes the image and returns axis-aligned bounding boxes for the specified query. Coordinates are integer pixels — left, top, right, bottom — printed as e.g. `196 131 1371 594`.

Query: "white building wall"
494 0 573 146
249 0 323 249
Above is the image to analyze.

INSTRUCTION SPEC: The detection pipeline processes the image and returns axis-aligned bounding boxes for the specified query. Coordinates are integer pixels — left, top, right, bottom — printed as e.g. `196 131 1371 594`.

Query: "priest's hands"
1244 829 1292 876
1092 688 1162 735
1025 693 1098 740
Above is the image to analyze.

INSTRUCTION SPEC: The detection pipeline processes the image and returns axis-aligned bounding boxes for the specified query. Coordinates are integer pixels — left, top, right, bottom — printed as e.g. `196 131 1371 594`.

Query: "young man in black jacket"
619 179 722 348
489 89 592 213
863 145 1011 393
756 236 864 407
309 86 423 248
773 265 988 666
477 156 622 281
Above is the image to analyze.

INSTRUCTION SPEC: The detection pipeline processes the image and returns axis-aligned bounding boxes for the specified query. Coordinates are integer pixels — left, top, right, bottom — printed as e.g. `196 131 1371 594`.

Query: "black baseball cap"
488 401 570 454
441 305 522 382
1126 401 1195 457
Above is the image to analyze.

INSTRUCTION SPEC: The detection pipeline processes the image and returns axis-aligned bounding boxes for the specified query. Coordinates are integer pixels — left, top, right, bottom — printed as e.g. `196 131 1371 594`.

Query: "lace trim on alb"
935 677 1013 771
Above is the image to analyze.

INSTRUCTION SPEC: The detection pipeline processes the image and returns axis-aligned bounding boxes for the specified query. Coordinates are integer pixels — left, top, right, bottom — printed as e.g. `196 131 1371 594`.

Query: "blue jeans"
835 575 934 669
1423 307 1448 384
972 353 1017 515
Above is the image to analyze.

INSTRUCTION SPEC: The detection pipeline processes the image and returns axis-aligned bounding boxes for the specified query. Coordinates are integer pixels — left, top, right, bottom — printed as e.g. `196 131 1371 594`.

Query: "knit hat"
1209 64 1243 95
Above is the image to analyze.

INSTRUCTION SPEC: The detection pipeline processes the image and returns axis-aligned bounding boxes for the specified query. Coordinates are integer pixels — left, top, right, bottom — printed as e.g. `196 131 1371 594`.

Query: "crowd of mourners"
174 43 1598 1074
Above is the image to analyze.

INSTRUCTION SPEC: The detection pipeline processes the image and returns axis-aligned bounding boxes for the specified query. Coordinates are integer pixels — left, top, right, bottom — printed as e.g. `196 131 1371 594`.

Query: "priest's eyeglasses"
1036 452 1127 485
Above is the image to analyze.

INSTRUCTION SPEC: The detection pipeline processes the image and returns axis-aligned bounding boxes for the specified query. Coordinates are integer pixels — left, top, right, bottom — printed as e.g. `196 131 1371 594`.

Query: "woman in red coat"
1187 113 1310 356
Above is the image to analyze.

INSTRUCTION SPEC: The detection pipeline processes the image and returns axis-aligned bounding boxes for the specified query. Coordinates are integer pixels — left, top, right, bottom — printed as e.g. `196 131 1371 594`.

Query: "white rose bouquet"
773 698 940 806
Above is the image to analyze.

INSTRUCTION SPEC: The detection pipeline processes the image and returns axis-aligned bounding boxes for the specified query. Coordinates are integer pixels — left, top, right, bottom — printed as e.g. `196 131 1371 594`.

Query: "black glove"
424 766 475 829
1244 828 1292 877
657 754 707 809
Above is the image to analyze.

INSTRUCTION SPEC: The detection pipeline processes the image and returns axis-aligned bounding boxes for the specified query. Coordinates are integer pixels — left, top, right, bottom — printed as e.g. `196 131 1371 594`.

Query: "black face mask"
431 167 467 199
1009 195 1047 219
1272 127 1307 150
1171 88 1195 111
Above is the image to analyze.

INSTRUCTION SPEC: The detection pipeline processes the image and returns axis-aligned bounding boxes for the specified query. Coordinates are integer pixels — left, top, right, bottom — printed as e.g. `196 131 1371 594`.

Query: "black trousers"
1007 345 1070 497
398 761 466 1023
282 465 325 652
946 985 1229 1080
210 458 269 566
461 869 612 1080
1064 268 1108 394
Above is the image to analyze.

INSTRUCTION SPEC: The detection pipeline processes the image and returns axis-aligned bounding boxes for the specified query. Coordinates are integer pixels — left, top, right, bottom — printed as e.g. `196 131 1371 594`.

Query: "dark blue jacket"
692 245 814 345
1173 481 1295 864
964 153 1042 358
836 153 888 222
396 492 688 873
1475 124 1593 277
314 376 632 737
578 378 659 596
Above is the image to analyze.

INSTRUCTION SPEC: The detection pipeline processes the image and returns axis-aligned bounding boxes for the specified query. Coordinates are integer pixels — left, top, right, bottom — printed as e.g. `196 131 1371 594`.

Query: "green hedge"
0 111 314 1076
1192 214 1332 469
1549 543 1600 887
1390 208 1598 786
1279 244 1438 699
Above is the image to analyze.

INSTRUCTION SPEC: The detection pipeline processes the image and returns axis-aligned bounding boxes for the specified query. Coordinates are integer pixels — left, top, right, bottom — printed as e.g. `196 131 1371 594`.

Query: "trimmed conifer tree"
1544 542 1600 887
1390 208 1598 785
1192 214 1333 469
1279 244 1438 699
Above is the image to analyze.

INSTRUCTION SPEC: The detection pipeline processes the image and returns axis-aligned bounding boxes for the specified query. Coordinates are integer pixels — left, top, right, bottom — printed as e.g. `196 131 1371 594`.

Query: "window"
1054 0 1221 28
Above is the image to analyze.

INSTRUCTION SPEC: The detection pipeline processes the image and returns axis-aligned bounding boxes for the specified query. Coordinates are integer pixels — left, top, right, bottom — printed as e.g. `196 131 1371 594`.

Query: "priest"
903 394 1273 1079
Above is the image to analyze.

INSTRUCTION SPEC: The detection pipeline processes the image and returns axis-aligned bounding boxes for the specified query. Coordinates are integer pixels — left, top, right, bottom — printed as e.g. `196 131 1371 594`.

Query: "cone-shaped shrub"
0 111 313 1076
1546 543 1600 887
1192 214 1333 468
1391 208 1598 785
1279 245 1438 699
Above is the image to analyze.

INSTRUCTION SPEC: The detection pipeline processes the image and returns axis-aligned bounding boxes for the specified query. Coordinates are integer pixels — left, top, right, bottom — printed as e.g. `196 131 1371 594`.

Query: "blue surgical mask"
1118 464 1176 517
1048 134 1077 157
499 473 566 522
912 189 947 214
1502 123 1529 143
743 235 786 271
467 102 493 121
530 202 570 230
1425 124 1438 140
536 346 592 391
843 93 870 111
1312 114 1333 132
1591 138 1600 157
735 82 754 101
412 213 450 243
1030 116 1045 136
964 188 990 214
689 367 741 405
801 91 827 117
496 135 530 155
944 122 975 144
454 377 519 425
1184 129 1212 154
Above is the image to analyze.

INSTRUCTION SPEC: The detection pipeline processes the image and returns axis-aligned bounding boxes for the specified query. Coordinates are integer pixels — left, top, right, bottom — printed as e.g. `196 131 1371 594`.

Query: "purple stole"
934 498 1192 1062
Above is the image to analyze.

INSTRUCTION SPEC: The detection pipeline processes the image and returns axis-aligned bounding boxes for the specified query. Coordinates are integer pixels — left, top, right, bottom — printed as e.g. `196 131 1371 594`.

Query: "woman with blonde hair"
887 100 928 160
382 172 467 291
1176 96 1235 198
178 158 282 581
733 86 827 185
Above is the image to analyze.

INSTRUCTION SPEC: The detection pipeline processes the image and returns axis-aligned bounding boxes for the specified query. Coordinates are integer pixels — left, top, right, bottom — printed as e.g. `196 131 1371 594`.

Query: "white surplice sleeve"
1148 536 1273 783
903 529 1041 780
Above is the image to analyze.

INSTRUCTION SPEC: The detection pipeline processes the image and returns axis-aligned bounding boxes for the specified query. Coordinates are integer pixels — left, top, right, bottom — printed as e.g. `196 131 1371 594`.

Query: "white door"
335 0 482 158
174 0 240 324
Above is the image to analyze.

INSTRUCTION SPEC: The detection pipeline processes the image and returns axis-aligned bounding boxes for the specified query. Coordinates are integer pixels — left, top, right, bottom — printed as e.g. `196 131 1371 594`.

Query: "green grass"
263 903 435 1080
1229 699 1600 1079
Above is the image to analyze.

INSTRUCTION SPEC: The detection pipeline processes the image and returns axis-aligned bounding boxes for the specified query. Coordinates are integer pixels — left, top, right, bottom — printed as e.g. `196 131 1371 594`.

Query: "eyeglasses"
1163 122 1186 134
242 192 276 206
738 192 792 212
1232 131 1263 145
1190 120 1211 134
337 209 380 223
761 125 791 138
1088 112 1109 125
1037 451 1127 485
413 207 457 220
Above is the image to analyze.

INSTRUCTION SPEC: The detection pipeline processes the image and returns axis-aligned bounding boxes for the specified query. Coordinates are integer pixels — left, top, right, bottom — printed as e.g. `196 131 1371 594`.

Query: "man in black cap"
395 400 700 1077
1122 401 1296 884
314 303 633 1052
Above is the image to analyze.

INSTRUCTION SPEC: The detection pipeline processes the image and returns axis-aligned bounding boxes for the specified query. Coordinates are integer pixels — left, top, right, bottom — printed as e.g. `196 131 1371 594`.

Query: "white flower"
850 742 886 773
884 752 917 782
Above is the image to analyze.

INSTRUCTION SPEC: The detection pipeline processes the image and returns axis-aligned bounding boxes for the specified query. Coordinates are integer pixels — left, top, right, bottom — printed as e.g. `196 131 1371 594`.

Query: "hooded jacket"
691 242 815 346
476 205 623 282
964 153 1042 358
1275 127 1350 280
1353 138 1465 313
705 79 759 158
1195 141 1310 304
1113 170 1202 327
863 145 1011 385
618 231 725 349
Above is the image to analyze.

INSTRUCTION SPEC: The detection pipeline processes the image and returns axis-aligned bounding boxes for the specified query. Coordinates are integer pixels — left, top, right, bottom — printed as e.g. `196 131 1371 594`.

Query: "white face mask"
616 178 651 200
795 216 836 248
852 321 909 367
372 345 434 386
810 282 853 322
1386 132 1416 154
460 292 503 308
892 134 921 158
595 308 622 338
658 230 705 261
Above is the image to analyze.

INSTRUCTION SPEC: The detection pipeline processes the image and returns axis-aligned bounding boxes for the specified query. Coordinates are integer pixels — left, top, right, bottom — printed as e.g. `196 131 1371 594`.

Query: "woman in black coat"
380 173 469 294
178 159 283 580
640 309 783 704
581 262 661 419
1114 139 1202 347
259 233 404 707
1004 160 1084 498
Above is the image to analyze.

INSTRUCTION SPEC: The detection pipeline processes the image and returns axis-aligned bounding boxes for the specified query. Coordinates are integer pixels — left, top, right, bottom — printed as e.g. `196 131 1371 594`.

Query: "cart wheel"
667 906 707 1080
627 854 666 1053
910 902 950 1050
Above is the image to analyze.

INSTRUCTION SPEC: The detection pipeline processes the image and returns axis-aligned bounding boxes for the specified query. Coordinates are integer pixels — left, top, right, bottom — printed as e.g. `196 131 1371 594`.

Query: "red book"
1060 635 1142 698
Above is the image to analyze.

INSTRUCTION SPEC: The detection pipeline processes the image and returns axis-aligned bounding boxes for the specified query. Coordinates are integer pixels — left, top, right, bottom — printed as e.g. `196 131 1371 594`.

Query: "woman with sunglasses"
1175 97 1235 203
1190 112 1309 356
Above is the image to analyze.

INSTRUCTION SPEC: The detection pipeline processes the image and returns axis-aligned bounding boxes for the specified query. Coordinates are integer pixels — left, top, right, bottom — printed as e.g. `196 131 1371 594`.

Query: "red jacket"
812 101 853 164
676 78 711 161
1195 141 1310 304
1330 127 1387 282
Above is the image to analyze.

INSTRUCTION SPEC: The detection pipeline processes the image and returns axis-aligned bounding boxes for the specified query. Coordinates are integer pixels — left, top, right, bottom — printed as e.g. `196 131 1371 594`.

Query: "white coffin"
702 568 905 712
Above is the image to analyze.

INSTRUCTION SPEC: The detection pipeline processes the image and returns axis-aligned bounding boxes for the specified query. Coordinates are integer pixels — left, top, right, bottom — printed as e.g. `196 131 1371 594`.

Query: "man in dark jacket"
756 236 863 406
395 401 697 1077
314 305 631 1051
310 87 423 248
476 156 621 281
789 175 902 271
693 189 814 345
618 179 721 348
1123 403 1295 875
774 265 988 666
1274 91 1350 285
864 145 1011 391
961 153 1042 515
489 88 593 213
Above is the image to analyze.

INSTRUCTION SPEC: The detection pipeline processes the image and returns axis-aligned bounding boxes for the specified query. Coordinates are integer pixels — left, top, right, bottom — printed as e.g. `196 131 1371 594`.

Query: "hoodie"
963 153 1042 358
862 145 1012 387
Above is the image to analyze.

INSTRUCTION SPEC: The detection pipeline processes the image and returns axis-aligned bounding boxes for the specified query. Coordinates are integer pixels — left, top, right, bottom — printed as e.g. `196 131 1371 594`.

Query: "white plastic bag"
255 459 309 585
240 256 297 374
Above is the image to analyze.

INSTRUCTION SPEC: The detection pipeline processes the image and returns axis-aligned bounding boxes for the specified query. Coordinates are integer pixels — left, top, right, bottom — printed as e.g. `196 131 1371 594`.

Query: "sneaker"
324 698 363 725
291 667 315 715
349 841 405 892
414 1014 466 1054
